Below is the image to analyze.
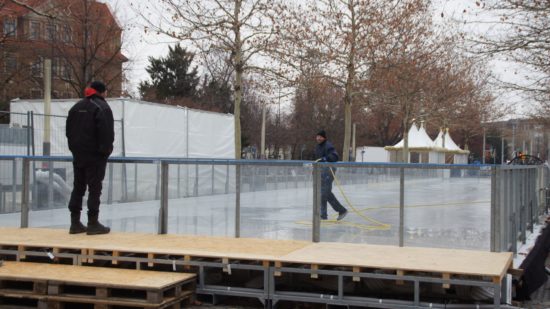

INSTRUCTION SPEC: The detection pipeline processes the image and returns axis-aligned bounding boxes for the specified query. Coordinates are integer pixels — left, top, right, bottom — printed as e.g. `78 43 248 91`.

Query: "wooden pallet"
0 261 196 308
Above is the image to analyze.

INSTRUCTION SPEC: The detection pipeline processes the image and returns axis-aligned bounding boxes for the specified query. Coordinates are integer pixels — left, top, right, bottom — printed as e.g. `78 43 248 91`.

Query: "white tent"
384 122 445 163
433 128 469 164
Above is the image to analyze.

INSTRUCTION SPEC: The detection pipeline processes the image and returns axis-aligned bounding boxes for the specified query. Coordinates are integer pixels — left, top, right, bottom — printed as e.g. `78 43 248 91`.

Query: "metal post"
399 167 405 247
501 137 504 164
26 111 31 156
43 59 51 157
235 164 241 238
312 164 321 242
482 126 486 164
211 165 215 194
155 161 161 200
177 164 181 198
30 111 35 156
261 102 266 159
530 169 535 232
522 169 527 243
158 161 169 234
20 158 30 228
512 170 518 253
490 166 500 252
107 162 113 204
351 123 356 162
133 163 138 201
194 164 199 197
225 165 229 194
121 118 128 202
512 122 516 156
47 161 53 209
11 159 16 211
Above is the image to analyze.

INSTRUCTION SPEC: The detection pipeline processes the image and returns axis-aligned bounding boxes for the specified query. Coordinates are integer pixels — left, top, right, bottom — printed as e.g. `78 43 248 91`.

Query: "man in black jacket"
315 130 348 221
66 81 114 235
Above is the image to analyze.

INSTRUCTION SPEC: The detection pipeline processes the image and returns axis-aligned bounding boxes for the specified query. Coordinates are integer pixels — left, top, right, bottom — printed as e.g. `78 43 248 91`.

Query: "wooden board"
277 242 513 279
0 262 194 290
0 227 308 261
0 228 513 280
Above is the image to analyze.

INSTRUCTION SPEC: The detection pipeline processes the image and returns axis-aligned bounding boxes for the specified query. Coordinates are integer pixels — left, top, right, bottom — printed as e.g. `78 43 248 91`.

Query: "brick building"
0 0 127 106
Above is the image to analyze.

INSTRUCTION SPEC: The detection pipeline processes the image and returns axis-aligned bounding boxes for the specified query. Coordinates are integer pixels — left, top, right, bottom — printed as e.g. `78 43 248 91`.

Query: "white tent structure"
433 128 469 164
9 98 235 158
384 122 445 163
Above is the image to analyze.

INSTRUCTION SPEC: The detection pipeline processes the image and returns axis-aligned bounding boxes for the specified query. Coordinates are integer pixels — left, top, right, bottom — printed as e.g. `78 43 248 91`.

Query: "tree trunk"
342 0 356 162
343 96 352 161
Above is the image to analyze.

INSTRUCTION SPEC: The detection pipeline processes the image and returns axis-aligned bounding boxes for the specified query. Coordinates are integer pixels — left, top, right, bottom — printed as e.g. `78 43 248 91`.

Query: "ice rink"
0 165 491 251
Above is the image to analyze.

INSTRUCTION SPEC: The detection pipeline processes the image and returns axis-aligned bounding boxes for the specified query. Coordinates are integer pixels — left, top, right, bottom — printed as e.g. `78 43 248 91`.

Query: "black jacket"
315 140 339 178
66 95 114 163
315 140 339 162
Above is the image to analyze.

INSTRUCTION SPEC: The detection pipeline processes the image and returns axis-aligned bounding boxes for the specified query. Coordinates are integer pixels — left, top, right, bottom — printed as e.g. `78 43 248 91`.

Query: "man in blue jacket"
315 130 348 220
66 81 113 235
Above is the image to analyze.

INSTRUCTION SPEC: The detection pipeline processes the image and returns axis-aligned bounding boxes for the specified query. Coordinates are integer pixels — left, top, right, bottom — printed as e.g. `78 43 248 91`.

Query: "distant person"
66 81 114 235
314 130 348 221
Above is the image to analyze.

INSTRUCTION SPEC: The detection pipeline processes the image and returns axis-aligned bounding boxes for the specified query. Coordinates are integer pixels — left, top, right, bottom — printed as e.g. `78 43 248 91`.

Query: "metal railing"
0 155 547 253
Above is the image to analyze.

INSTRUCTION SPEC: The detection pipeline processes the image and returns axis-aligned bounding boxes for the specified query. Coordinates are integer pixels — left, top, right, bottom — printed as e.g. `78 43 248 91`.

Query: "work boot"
337 210 348 221
69 212 87 234
86 213 110 235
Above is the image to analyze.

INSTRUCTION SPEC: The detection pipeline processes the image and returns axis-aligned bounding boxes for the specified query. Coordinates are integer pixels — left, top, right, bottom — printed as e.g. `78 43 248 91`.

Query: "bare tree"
47 0 127 96
0 0 127 104
136 0 275 159
271 0 430 161
468 1 550 115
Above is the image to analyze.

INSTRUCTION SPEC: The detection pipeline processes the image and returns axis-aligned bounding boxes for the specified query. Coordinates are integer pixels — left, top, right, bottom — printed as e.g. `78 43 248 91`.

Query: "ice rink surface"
0 172 491 251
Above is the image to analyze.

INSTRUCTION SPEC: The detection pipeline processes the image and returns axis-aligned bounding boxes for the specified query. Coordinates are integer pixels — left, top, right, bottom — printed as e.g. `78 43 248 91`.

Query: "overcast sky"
103 0 530 118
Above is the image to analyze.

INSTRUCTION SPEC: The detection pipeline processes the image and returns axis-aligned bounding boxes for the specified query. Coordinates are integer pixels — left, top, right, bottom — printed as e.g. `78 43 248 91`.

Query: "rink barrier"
0 155 546 254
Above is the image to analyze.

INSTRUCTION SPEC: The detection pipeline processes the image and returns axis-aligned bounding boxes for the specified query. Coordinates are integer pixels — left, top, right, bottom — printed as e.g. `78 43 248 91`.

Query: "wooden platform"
0 227 512 280
0 227 515 308
0 261 195 308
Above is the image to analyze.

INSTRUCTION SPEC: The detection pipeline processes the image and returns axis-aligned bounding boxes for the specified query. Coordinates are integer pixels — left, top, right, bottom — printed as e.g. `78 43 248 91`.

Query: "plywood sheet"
277 242 513 278
0 228 512 279
0 227 309 260
0 261 194 289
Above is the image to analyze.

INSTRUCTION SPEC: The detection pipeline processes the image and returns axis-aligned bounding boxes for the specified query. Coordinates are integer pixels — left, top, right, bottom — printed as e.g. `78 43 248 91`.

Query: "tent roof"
434 129 470 154
385 122 439 151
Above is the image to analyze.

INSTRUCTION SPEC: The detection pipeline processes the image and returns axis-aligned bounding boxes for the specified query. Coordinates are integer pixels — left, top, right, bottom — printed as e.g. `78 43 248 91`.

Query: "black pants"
68 159 107 217
320 172 346 219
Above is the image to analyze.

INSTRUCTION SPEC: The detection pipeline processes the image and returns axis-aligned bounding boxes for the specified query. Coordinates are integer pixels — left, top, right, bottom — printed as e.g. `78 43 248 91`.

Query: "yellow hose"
294 161 391 231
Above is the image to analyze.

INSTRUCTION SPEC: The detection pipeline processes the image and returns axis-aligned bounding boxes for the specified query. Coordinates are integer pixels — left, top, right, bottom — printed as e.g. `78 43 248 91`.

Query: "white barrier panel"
9 98 235 159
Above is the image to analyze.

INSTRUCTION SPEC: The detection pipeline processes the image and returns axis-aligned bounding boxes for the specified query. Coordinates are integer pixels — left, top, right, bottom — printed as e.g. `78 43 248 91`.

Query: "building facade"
0 0 127 106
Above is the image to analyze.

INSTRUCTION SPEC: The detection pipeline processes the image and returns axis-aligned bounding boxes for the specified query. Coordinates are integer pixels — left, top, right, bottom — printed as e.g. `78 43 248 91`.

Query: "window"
4 56 17 73
30 21 40 40
3 19 16 37
52 58 60 77
61 61 71 80
62 25 71 43
31 57 42 77
46 23 57 41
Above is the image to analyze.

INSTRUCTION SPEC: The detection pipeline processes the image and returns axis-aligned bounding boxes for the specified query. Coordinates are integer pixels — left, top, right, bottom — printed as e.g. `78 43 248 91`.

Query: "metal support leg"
494 282 501 308
414 280 420 306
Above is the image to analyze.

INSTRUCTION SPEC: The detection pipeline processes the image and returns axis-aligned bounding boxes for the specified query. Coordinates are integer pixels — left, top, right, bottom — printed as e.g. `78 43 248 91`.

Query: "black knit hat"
90 81 106 93
316 130 327 139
